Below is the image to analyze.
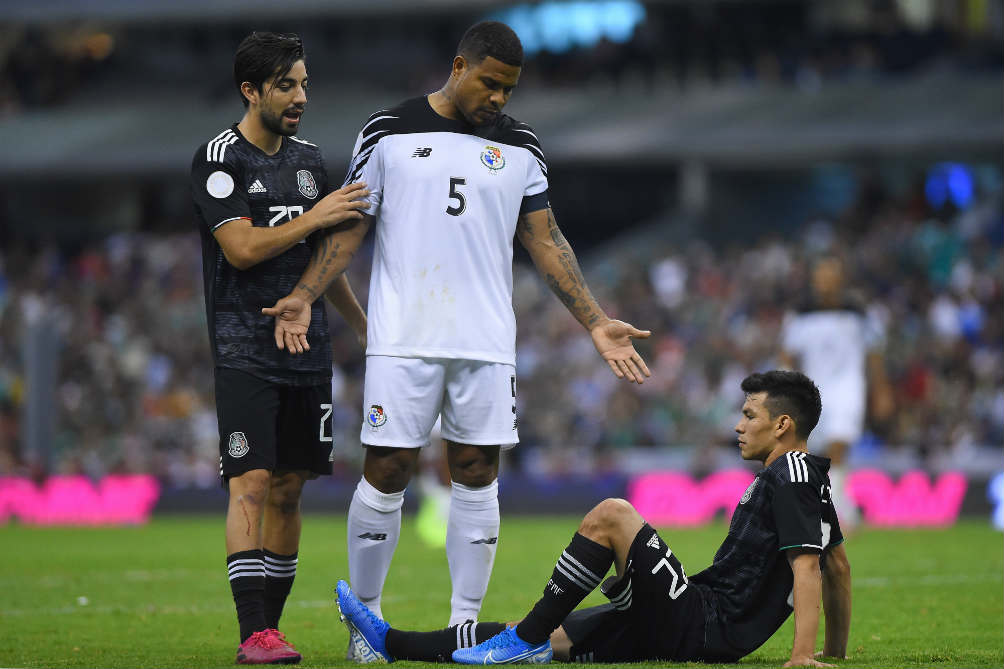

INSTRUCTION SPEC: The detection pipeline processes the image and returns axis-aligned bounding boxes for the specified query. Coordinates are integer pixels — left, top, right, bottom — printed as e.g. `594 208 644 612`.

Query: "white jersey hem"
365 348 515 366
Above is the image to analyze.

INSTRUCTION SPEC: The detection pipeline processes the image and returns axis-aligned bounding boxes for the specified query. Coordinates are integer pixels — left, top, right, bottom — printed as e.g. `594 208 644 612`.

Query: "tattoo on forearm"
546 211 601 326
298 233 353 301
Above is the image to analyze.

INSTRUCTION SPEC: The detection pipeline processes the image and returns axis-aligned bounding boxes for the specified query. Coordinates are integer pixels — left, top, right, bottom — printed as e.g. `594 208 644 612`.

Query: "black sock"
263 549 297 629
228 549 266 643
386 621 507 662
515 533 613 645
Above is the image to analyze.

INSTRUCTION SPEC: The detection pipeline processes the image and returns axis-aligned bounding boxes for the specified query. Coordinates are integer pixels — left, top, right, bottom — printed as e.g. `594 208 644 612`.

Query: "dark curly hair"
740 371 822 440
457 21 523 67
234 32 305 107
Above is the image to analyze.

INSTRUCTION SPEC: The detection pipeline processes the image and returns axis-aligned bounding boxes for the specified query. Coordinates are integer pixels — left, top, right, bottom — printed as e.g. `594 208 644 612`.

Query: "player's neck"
427 89 461 121
237 112 283 155
763 443 808 468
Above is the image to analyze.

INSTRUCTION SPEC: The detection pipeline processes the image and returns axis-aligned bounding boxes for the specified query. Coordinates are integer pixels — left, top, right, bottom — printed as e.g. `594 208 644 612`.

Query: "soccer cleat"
335 580 394 663
452 626 552 664
236 628 302 664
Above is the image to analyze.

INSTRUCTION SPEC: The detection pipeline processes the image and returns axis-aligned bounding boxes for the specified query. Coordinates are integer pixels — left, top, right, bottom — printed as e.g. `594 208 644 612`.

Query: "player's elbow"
223 245 257 271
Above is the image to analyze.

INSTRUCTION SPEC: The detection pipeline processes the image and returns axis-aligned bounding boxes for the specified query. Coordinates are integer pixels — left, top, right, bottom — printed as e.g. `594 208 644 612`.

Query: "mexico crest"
296 170 318 199
367 405 387 427
740 478 758 504
480 145 505 171
228 432 249 458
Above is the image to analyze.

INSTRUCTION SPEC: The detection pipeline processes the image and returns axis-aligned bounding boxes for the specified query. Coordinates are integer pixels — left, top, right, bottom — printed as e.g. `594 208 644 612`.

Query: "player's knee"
268 472 305 516
364 447 419 492
446 443 499 487
580 498 636 535
230 469 271 503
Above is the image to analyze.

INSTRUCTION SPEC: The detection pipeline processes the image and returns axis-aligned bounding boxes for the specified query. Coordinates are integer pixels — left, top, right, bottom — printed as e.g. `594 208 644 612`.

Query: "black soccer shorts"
562 524 706 663
215 367 333 482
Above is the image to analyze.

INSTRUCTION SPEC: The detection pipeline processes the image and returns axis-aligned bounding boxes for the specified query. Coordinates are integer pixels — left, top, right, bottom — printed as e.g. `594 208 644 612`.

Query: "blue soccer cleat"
335 580 394 663
452 626 552 664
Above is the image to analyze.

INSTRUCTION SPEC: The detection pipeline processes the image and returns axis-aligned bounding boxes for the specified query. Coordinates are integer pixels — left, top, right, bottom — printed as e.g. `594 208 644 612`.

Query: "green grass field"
1 514 1001 668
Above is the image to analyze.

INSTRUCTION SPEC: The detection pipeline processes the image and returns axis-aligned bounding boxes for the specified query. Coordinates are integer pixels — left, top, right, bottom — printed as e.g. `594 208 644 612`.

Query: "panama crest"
228 432 249 458
367 405 387 427
296 170 318 198
480 145 505 171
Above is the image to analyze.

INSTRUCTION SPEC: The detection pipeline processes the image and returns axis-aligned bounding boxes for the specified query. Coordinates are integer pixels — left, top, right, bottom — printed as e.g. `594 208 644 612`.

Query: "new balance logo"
470 537 498 545
411 147 432 158
646 534 661 550
248 179 266 193
357 532 388 541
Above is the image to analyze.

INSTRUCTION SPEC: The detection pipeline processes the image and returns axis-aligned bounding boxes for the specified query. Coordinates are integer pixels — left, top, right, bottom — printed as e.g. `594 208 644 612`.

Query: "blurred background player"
336 370 851 667
262 20 652 631
779 256 894 529
191 31 369 664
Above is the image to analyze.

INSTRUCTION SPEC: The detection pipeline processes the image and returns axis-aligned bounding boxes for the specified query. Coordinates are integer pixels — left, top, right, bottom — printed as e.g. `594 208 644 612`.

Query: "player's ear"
241 81 259 106
452 55 468 79
775 414 793 438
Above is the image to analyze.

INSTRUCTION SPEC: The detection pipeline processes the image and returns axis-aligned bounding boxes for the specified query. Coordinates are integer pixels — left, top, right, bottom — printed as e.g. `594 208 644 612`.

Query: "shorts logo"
480 145 505 171
228 432 249 458
367 404 387 427
296 170 318 199
646 534 661 550
741 478 759 504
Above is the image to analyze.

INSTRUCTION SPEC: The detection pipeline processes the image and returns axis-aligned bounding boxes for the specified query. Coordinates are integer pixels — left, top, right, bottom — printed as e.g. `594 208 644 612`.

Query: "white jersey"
345 97 549 365
781 302 885 441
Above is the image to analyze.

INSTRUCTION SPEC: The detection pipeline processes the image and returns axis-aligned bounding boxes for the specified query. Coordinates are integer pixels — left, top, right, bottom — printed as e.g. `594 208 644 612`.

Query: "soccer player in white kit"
263 21 651 631
779 256 893 528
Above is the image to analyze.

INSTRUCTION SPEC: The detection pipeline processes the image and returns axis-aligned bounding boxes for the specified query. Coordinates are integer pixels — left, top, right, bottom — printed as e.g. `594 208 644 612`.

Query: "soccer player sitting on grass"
335 370 852 667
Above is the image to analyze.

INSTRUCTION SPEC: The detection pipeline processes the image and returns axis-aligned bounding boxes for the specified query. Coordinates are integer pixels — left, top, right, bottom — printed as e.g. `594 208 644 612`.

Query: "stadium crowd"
0 177 999 486
1 1 1000 115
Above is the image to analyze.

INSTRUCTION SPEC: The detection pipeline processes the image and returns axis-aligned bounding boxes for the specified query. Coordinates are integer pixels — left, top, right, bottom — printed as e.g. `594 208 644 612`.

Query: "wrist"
587 315 612 333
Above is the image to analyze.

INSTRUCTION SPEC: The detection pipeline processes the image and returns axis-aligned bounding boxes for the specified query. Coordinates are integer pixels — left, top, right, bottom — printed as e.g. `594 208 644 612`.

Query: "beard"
260 107 298 136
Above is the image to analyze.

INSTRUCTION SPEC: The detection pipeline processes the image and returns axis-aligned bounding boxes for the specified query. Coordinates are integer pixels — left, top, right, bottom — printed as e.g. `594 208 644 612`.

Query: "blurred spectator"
1 174 998 485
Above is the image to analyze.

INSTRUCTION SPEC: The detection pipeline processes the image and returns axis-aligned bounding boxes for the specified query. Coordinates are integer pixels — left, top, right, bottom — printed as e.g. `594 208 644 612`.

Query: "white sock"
347 477 404 620
829 466 860 528
446 480 500 626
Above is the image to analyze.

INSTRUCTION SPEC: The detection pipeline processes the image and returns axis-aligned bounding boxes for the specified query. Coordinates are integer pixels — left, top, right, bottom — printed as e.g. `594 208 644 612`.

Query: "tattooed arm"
516 207 652 384
261 215 372 354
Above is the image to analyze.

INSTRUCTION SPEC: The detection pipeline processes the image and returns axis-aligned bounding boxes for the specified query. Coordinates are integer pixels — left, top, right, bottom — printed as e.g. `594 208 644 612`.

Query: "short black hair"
234 32 305 107
740 371 822 440
457 21 523 67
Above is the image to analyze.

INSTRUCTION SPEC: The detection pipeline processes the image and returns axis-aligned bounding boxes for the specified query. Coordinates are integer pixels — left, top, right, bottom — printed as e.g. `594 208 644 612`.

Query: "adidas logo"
248 179 266 193
470 536 498 545
646 534 661 550
357 532 387 541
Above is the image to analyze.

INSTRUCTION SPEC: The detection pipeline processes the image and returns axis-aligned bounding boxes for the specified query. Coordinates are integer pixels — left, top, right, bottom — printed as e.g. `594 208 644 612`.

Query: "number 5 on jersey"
447 177 466 216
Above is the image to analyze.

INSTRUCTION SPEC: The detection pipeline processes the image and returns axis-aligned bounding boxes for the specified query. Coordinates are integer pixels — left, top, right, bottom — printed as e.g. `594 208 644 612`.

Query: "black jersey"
691 452 844 662
191 124 333 386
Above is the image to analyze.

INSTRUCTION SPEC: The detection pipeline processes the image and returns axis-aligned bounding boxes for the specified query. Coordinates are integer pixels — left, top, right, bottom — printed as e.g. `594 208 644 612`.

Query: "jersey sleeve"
191 148 250 232
780 311 803 356
773 481 824 552
516 123 549 214
343 115 389 217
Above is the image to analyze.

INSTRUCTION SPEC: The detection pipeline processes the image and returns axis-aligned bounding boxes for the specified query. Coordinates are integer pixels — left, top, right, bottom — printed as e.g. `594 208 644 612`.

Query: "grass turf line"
0 515 1000 668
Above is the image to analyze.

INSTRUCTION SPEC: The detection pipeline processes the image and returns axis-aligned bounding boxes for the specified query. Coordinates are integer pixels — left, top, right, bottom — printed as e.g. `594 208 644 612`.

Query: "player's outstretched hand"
590 319 651 384
262 294 311 354
312 182 371 228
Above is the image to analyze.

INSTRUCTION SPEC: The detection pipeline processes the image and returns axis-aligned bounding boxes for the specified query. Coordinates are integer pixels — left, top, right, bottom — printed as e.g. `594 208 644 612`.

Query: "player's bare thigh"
445 440 500 487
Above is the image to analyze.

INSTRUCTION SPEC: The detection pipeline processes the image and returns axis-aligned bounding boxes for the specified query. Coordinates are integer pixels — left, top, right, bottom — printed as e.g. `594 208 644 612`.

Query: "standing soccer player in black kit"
336 371 852 667
191 32 370 664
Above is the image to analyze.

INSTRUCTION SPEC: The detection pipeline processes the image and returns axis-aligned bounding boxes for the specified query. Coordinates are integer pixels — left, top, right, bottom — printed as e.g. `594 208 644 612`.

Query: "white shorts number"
651 547 689 600
319 403 332 443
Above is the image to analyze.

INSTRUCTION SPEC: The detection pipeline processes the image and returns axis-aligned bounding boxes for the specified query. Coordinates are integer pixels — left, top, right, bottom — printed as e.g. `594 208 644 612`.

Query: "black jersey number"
447 177 467 216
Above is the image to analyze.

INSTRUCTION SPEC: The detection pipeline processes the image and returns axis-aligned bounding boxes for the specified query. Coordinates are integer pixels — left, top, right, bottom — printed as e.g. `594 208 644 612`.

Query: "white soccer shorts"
359 355 519 449
808 396 865 450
